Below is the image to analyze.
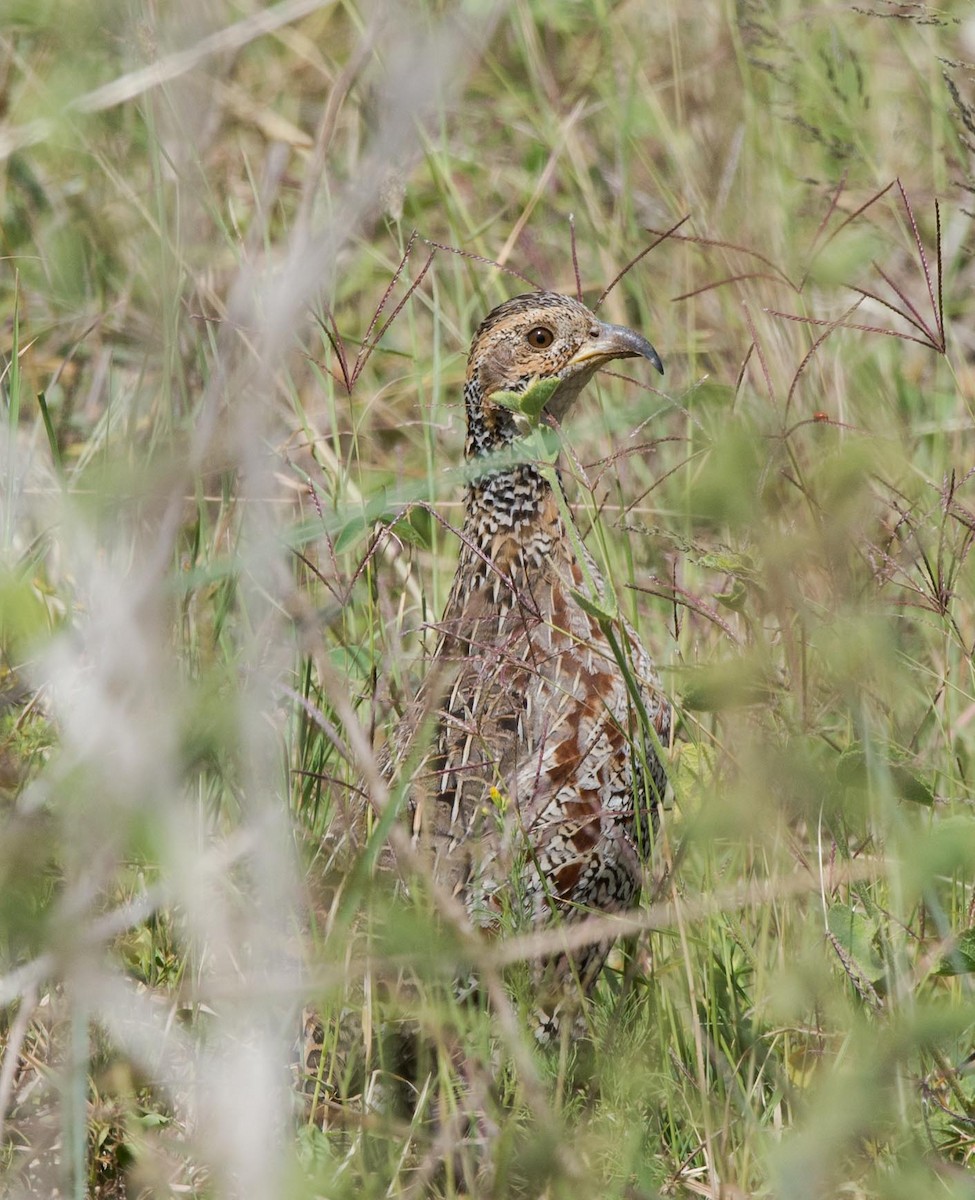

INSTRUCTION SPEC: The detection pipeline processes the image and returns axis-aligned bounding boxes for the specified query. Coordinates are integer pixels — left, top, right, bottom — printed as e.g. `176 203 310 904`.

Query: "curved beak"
567 321 665 375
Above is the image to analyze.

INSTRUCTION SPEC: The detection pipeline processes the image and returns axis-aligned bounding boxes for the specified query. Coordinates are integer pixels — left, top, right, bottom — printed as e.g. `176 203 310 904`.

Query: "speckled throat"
456 374 571 604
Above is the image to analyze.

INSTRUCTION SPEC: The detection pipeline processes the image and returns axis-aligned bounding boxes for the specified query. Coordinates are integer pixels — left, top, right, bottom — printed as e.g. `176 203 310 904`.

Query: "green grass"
2 0 975 1195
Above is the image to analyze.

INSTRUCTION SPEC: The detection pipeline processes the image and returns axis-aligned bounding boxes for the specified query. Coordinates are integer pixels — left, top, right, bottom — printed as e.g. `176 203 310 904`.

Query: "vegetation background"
2 0 975 1196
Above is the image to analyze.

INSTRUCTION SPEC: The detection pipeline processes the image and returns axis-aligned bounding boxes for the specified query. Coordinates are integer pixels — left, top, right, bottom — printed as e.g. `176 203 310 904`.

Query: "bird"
380 290 672 1038
298 290 672 1125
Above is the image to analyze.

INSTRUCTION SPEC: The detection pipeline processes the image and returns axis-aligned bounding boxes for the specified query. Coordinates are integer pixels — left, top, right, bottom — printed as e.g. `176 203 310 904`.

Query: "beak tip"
598 321 664 376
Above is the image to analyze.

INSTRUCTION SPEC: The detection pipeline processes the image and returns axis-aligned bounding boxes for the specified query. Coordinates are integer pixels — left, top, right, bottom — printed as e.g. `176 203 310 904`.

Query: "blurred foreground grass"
2 0 975 1196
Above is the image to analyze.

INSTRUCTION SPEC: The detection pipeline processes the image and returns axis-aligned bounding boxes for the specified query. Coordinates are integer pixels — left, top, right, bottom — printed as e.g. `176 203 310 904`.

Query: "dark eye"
526 326 554 349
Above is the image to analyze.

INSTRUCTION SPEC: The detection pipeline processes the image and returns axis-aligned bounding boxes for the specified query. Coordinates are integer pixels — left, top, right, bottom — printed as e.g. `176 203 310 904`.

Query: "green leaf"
387 506 432 549
0 567 51 649
491 377 561 424
935 928 975 976
826 903 885 983
135 1111 170 1130
698 550 756 576
891 765 934 807
334 512 370 554
714 578 748 611
836 746 934 806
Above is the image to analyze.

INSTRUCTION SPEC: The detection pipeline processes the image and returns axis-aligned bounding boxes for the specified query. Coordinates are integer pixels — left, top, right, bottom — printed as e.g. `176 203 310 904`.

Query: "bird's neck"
464 459 558 538
460 382 573 586
462 375 521 460
454 463 568 610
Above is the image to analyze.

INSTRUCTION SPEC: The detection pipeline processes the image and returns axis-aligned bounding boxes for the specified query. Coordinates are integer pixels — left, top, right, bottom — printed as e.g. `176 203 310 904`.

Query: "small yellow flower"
488 785 508 812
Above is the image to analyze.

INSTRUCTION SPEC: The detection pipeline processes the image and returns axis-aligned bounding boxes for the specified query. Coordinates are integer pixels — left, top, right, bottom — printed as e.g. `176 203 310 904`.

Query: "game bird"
300 290 672 1122
376 290 671 1037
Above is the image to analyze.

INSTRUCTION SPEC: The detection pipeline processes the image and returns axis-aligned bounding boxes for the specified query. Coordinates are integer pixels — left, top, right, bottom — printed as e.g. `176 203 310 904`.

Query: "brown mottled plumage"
299 292 671 1119
299 294 671 1120
387 291 670 1034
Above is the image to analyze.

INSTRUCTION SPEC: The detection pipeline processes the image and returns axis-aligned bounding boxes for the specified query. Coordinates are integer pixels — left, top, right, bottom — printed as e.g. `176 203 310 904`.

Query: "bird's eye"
526 326 554 349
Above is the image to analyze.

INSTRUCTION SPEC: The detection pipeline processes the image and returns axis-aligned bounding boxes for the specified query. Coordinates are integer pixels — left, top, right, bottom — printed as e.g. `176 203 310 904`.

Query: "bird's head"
463 291 663 457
